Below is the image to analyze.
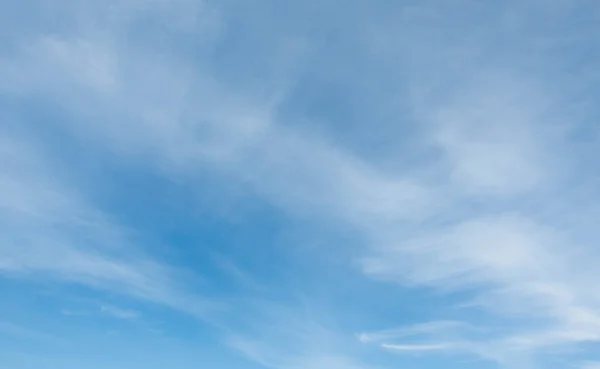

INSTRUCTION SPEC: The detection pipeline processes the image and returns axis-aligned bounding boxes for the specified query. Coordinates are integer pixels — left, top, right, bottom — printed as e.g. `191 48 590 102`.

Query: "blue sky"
1 0 600 368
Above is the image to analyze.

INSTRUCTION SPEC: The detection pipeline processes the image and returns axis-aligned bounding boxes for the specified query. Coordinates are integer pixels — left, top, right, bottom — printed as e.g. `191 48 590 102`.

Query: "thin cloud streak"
382 343 457 352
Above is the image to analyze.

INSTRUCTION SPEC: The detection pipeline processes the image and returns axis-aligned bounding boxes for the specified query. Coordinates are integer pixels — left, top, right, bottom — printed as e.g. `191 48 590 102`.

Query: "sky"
1 0 600 368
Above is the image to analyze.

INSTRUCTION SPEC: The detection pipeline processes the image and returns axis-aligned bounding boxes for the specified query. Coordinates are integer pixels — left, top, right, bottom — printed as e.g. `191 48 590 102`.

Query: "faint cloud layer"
1 1 599 369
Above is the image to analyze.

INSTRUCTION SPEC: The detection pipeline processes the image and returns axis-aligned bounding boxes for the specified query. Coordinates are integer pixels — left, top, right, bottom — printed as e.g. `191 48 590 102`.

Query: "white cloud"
100 305 140 320
224 302 375 369
362 215 575 308
359 320 485 359
381 342 457 352
358 321 467 344
0 129 214 316
581 363 600 369
427 73 551 196
1 29 432 228
211 253 266 291
1 0 600 368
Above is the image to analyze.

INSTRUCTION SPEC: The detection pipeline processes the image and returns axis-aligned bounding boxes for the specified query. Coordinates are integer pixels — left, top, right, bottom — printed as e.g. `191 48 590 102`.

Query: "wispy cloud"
100 305 140 320
211 253 266 292
381 343 457 352
358 321 468 344
0 320 68 347
0 128 215 316
224 301 375 369
581 363 600 369
1 0 599 369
